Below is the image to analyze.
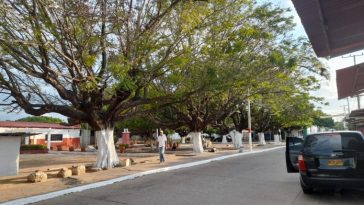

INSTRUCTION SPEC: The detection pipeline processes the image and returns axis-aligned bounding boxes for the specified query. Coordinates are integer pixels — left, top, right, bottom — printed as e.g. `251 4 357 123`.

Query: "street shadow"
0 176 27 185
306 188 364 203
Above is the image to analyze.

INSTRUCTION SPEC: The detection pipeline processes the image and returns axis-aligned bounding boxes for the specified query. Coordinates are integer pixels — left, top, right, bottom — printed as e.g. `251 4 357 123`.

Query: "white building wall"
306 126 319 135
0 136 21 176
0 127 80 143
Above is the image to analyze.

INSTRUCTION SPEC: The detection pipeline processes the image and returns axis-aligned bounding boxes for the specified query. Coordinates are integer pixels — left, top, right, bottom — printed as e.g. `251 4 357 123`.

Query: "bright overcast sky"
264 0 364 121
1 0 363 121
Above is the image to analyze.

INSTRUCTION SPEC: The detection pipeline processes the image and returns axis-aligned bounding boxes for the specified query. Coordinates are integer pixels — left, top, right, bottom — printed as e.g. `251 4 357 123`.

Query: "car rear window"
303 133 364 155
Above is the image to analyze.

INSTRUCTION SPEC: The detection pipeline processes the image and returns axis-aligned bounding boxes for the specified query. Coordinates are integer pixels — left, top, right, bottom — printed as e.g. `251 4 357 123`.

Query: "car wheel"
300 179 313 194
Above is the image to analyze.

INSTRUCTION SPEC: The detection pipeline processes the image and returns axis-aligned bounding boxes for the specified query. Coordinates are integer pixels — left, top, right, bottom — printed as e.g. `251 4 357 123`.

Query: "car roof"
307 130 363 136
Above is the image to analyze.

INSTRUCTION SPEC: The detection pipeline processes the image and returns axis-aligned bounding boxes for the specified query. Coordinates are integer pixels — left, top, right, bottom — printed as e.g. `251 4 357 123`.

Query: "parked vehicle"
286 131 364 194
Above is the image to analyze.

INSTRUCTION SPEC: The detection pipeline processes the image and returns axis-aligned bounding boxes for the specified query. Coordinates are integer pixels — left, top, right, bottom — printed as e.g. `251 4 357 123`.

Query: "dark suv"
286 131 364 194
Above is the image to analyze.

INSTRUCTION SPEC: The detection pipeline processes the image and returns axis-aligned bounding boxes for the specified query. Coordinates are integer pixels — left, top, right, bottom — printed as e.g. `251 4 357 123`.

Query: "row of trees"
0 0 327 168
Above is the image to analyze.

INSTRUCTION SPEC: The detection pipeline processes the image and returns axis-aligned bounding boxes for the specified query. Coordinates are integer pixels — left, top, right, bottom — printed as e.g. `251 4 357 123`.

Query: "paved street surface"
34 148 364 205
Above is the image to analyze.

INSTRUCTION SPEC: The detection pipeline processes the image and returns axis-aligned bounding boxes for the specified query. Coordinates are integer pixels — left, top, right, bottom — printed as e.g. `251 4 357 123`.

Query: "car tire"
300 178 313 194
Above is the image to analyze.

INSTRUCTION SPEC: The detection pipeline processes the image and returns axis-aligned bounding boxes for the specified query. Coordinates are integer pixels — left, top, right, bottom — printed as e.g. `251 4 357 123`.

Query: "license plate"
328 159 344 166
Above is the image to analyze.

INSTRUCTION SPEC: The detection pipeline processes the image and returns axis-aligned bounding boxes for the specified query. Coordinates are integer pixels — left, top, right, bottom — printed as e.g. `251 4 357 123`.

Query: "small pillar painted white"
47 128 51 150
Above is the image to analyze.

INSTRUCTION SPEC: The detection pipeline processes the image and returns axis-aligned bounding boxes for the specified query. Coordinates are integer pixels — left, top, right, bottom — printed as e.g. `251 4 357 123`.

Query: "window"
46 134 63 141
288 137 303 151
304 133 364 155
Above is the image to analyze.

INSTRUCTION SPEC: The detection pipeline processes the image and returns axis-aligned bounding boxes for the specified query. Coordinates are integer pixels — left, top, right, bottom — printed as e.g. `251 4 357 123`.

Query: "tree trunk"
95 127 120 169
258 132 266 145
190 132 204 153
222 134 228 144
274 134 280 144
229 130 242 148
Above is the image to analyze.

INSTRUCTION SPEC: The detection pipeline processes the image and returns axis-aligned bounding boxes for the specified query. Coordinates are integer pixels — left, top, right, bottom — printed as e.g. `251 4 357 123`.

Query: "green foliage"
119 144 129 149
16 116 64 124
204 126 219 135
313 117 335 128
148 0 328 133
164 129 175 135
0 0 328 137
20 144 47 150
116 117 156 137
334 122 345 130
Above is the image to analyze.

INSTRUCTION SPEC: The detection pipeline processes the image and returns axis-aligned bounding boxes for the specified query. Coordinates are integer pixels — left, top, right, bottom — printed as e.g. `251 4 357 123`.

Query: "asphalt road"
34 148 364 205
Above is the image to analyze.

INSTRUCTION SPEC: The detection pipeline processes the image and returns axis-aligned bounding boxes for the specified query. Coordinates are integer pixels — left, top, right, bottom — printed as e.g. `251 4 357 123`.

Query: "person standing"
157 130 167 163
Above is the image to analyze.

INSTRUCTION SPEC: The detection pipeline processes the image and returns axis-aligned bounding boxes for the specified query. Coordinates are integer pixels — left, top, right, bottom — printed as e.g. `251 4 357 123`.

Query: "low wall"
20 150 48 154
32 138 80 149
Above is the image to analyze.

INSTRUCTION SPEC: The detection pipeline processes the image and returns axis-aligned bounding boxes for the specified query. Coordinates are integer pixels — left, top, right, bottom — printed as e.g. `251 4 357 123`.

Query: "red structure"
121 129 130 144
0 121 81 150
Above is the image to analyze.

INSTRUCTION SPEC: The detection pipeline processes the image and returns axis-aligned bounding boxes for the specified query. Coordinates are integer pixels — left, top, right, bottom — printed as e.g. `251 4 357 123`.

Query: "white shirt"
157 134 167 147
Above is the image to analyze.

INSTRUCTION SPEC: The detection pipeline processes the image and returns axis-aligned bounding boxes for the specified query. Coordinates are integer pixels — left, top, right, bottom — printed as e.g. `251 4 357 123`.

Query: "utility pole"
342 105 348 130
47 128 51 150
347 97 351 113
342 53 364 109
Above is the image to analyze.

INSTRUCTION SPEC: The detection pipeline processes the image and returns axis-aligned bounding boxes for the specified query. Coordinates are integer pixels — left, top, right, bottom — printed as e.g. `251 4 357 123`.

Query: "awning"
349 109 364 118
336 62 364 99
292 0 364 57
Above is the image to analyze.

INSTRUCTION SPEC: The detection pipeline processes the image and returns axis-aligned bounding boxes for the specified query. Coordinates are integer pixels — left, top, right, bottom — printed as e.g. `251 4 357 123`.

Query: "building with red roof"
0 121 81 150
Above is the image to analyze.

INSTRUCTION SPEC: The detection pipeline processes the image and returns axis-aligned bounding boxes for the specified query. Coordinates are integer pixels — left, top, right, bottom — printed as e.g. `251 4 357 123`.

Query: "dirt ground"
0 143 273 203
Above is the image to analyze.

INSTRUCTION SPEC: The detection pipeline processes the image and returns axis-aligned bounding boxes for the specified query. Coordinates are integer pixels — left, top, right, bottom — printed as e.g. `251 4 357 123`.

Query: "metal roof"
292 0 364 57
0 121 80 129
336 62 364 99
308 130 363 136
349 109 364 118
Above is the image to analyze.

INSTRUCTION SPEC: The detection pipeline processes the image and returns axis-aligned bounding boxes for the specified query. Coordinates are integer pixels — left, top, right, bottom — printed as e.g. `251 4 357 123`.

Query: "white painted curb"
2 146 284 205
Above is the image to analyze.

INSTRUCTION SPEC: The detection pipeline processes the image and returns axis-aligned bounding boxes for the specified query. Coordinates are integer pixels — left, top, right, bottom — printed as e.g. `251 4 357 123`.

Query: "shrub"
120 143 129 148
20 144 48 150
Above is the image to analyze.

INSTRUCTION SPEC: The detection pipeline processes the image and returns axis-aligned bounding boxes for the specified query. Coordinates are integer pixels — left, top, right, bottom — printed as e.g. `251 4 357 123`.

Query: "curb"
2 146 284 205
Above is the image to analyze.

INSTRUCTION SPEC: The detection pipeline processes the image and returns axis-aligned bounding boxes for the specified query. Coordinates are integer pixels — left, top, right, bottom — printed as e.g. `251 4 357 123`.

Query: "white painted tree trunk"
222 135 228 144
229 130 242 148
231 131 236 145
258 132 266 145
95 128 120 169
274 134 280 144
181 137 186 144
190 132 204 153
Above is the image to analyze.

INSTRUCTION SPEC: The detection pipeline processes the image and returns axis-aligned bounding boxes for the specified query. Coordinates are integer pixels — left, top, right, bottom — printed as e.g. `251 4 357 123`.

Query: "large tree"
0 0 213 168
150 2 326 151
149 2 327 152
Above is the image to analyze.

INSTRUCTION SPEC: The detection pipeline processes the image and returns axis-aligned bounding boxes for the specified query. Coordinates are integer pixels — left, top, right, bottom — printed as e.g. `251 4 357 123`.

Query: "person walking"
157 130 167 163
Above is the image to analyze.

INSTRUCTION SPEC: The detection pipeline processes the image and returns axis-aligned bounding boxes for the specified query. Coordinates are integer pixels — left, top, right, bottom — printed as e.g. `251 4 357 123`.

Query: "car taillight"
298 155 307 172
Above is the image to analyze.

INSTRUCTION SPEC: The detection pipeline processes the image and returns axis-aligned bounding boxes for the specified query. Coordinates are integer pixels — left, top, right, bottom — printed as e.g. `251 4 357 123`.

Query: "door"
286 136 304 173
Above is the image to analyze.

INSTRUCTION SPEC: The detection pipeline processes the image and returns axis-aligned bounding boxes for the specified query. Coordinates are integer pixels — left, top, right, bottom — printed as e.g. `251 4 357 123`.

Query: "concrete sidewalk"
1 144 284 205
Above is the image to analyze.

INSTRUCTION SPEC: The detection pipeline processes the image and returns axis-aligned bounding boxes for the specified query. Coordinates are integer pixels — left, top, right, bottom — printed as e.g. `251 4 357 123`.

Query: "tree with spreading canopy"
0 0 328 165
0 0 217 168
148 2 328 152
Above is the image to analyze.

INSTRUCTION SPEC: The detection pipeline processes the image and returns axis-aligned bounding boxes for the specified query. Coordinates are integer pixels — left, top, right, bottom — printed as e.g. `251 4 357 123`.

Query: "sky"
0 0 362 122
267 0 364 121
